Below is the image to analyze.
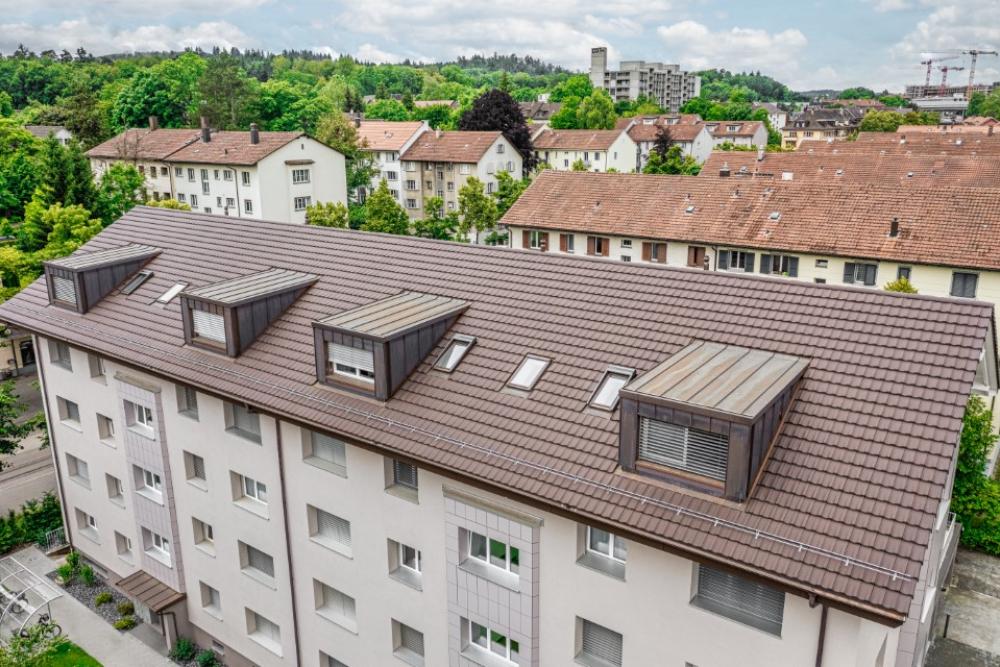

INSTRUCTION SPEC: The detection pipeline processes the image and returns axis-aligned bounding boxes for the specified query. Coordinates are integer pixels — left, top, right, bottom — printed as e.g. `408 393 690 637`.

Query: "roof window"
768 211 781 221
508 355 550 392
434 335 475 373
589 367 635 410
121 270 153 295
685 205 695 214
157 283 187 304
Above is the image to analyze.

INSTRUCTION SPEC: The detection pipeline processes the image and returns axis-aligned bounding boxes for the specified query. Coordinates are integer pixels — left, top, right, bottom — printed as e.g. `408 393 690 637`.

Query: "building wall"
91 158 174 202
170 164 258 219
37 334 923 667
534 134 637 173
258 137 348 223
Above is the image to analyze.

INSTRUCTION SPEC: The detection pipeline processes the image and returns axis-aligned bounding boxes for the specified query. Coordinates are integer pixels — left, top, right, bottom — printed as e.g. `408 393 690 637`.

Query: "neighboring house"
518 102 562 122
354 120 429 204
413 100 458 109
589 47 701 112
894 123 997 136
702 120 768 148
626 121 714 168
0 327 36 378
781 107 863 148
87 121 347 224
4 205 988 667
398 130 522 221
25 125 73 145
614 113 703 129
751 103 787 132
530 128 637 172
816 132 1000 154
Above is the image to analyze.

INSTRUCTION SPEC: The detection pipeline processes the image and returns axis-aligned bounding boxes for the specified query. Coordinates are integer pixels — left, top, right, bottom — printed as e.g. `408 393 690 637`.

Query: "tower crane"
920 54 959 91
963 49 999 100
938 65 965 95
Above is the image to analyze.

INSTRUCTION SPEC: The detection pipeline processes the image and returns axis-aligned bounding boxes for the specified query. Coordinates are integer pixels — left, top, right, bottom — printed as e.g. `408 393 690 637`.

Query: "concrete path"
928 548 1000 666
13 545 173 667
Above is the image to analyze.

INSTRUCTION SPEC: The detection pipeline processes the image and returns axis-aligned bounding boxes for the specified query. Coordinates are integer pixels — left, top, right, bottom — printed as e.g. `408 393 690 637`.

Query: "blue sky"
1 0 997 91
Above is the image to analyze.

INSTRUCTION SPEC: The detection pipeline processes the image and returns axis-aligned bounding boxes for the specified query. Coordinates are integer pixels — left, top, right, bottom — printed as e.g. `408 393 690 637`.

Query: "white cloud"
0 0 269 13
0 19 253 55
582 15 642 36
868 0 912 12
356 43 411 64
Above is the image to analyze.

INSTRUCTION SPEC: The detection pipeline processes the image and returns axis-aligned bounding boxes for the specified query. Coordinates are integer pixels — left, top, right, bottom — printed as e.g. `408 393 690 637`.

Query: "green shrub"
65 550 80 570
94 591 113 606
169 637 197 662
884 277 918 293
953 395 1000 555
113 615 137 631
0 492 63 554
80 564 96 586
195 649 219 667
116 600 134 616
55 563 75 584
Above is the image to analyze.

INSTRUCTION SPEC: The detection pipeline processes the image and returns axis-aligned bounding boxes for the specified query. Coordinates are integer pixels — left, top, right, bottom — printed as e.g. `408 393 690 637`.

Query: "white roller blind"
192 310 225 343
311 433 346 470
329 343 373 372
253 612 280 643
581 620 622 667
697 565 785 633
399 624 424 655
316 508 351 548
52 276 77 303
638 417 728 481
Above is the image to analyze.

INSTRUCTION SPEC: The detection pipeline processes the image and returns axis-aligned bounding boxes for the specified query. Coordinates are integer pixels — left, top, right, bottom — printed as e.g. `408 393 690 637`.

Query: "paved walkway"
13 545 173 667
928 548 1000 666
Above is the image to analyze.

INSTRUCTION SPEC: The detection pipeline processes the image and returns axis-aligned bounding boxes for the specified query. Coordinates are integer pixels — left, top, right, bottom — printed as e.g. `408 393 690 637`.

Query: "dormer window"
52 276 77 305
44 244 160 313
638 419 728 481
192 310 226 346
328 342 375 384
434 335 475 373
508 355 549 391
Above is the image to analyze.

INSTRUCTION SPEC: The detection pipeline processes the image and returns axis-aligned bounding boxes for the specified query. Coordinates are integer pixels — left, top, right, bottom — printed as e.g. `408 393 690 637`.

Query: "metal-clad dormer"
43 244 161 313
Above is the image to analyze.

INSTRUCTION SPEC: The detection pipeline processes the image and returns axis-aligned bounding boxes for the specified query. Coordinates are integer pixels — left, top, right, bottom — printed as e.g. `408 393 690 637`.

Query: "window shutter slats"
697 565 785 632
642 242 652 262
192 310 226 343
521 230 529 249
317 509 351 548
540 232 549 252
638 417 728 481
745 252 755 272
581 620 623 667
656 243 667 263
864 264 877 286
587 236 596 256
329 343 374 373
400 625 424 654
560 234 568 252
53 276 77 304
247 545 275 577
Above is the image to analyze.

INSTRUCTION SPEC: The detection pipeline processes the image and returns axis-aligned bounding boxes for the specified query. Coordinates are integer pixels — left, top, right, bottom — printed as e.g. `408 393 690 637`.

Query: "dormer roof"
318 292 468 342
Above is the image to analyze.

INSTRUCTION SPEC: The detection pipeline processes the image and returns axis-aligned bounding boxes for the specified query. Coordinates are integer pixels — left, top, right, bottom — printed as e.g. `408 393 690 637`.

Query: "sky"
1 0 998 92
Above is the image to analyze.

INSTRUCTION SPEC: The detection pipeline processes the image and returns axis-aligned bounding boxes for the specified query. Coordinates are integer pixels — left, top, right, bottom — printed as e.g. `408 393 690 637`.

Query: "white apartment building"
531 127 638 172
355 120 429 204
752 103 787 134
589 47 701 113
3 206 986 667
398 130 523 220
703 120 768 148
87 121 347 224
624 119 714 167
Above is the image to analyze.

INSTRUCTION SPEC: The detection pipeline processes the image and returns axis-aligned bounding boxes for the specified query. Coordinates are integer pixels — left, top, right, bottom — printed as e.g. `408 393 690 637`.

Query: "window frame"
466 618 520 663
468 529 520 575
588 366 635 411
433 334 475 373
506 355 550 392
586 526 627 564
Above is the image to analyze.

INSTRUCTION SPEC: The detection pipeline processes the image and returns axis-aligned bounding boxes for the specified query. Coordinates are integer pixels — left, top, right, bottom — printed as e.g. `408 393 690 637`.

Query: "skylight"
589 367 635 410
434 335 475 373
685 205 695 214
769 211 781 221
508 355 550 391
157 283 188 304
121 270 153 295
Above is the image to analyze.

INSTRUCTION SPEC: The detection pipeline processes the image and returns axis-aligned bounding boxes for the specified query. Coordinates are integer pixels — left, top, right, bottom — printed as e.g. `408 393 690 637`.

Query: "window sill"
203 606 223 621
576 551 626 581
310 536 352 560
99 438 116 449
109 497 126 509
393 647 425 667
459 558 520 593
187 479 208 493
195 542 216 558
462 645 517 667
575 653 621 667
79 528 99 544
316 609 358 634
61 420 83 433
118 553 134 565
385 484 419 504
225 427 261 445
52 362 72 372
249 632 282 657
241 568 277 590
178 409 199 421
234 498 269 520
144 550 172 569
127 425 156 440
389 567 423 592
136 488 164 505
304 456 346 478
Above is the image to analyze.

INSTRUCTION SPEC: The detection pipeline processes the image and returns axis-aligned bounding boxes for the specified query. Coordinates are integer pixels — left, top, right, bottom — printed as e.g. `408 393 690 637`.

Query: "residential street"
0 373 55 514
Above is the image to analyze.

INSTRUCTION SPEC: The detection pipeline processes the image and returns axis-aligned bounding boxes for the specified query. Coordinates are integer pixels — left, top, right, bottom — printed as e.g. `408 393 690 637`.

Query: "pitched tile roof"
532 128 627 151
615 114 702 130
0 206 990 622
166 130 304 165
356 120 426 152
86 129 201 161
800 135 1000 156
401 130 505 163
700 150 1000 188
501 170 1000 271
519 102 562 120
413 100 457 108
627 122 707 143
704 120 765 138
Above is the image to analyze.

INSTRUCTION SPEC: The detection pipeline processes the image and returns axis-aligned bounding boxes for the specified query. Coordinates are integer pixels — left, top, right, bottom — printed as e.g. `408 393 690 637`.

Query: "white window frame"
240 474 268 505
294 196 311 211
328 343 375 384
586 526 627 564
399 542 421 574
145 529 172 566
468 529 519 574
292 168 311 184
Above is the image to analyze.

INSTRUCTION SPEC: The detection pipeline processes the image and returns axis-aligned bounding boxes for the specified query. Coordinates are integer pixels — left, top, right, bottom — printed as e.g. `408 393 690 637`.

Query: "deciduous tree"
413 196 458 240
198 54 256 129
457 176 498 240
575 89 616 130
306 201 350 228
360 180 410 235
458 89 535 170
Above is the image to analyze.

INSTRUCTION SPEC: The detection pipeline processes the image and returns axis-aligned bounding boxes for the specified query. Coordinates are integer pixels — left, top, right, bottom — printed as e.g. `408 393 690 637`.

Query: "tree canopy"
458 89 535 170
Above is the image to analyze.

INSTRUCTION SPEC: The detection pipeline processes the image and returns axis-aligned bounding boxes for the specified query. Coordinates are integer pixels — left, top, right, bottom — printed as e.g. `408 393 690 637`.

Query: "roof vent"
200 117 211 143
889 217 900 238
781 171 793 181
180 268 317 357
719 162 730 177
685 205 695 214
906 171 914 178
314 292 468 400
769 211 781 221
44 244 161 313
835 168 844 176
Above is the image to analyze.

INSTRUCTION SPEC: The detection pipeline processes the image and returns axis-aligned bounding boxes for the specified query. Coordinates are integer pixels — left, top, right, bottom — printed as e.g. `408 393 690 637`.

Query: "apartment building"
703 120 768 148
87 121 347 224
781 108 864 148
531 128 637 172
355 120 429 204
4 205 988 667
589 47 701 112
626 121 714 168
751 103 787 133
397 130 523 219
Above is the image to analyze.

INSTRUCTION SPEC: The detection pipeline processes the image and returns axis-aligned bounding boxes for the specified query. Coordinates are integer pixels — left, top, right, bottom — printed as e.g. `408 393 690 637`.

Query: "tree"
492 170 528 217
967 91 987 117
306 201 349 227
38 137 97 210
315 112 360 157
413 196 458 240
198 54 256 129
364 99 409 121
458 89 535 170
360 180 410 235
0 380 33 469
878 95 908 108
0 91 12 117
643 145 700 175
859 111 906 133
457 176 498 240
548 96 581 129
145 198 191 210
838 87 876 100
974 89 1000 120
110 53 206 129
549 74 592 102
61 85 110 148
884 277 917 293
95 163 144 224
652 126 673 158
571 158 588 172
952 395 1000 555
0 623 68 665
575 89 616 130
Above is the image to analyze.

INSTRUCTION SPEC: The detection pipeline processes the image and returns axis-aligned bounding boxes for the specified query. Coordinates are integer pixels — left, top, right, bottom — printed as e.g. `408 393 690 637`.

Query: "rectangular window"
136 465 163 499
97 414 115 442
223 170 232 181
323 653 348 667
200 582 222 617
587 236 609 257
460 164 470 174
589 368 632 410
191 194 198 207
115 531 132 558
304 430 347 476
187 168 195 182
242 542 275 579
434 335 475 373
842 262 878 286
202 181 210 195
292 168 311 184
468 530 519 574
213 169 220 180
177 385 199 418
193 517 214 552
175 167 183 177
508 355 549 391
192 310 225 344
393 620 425 665
528 230 544 250
143 528 171 566
49 340 72 369
951 272 978 298
392 460 418 490
106 474 124 503
327 343 375 384
76 509 98 542
57 397 80 426
177 193 186 203
721 250 754 272
87 354 105 379
225 197 234 209
399 542 421 573
315 581 357 631
236 473 268 507
561 234 575 253
578 619 623 667
638 417 728 482
125 400 154 435
587 525 627 564
246 609 281 655
310 506 351 553
225 402 261 443
687 245 706 268
184 451 207 484
242 171 251 185
294 196 311 211
692 564 785 635
466 619 519 663
761 254 797 276
66 453 89 486
244 199 253 214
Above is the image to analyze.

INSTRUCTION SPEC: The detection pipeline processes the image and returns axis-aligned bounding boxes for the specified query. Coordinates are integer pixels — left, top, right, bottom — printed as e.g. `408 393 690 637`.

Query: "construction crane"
963 49 999 100
938 65 965 95
920 54 959 91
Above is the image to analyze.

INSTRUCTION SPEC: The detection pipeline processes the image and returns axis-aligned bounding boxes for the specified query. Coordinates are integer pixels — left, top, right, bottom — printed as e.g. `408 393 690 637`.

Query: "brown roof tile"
86 129 200 161
532 128 627 151
166 130 304 165
356 120 426 152
401 131 505 163
704 120 765 138
628 122 706 143
0 207 990 621
501 170 1000 271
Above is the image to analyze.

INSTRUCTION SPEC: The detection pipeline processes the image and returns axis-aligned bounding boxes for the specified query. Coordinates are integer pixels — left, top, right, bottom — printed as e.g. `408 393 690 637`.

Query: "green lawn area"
33 641 102 667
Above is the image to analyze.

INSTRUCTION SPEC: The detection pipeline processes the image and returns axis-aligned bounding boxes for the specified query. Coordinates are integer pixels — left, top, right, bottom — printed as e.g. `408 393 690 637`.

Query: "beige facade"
35 335 938 667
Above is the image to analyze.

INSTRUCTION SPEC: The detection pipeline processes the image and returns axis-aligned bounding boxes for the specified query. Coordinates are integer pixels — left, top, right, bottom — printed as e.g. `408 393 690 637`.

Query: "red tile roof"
86 129 200 161
627 122 706 143
356 120 426 152
0 206 990 622
532 128 626 151
704 120 765 138
501 170 1000 271
166 131 304 165
401 131 505 163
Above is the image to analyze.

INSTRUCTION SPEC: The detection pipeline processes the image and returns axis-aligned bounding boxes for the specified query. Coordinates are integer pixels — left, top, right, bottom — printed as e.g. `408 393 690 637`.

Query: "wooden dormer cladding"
43 244 161 313
619 341 808 502
314 291 469 401
179 268 317 357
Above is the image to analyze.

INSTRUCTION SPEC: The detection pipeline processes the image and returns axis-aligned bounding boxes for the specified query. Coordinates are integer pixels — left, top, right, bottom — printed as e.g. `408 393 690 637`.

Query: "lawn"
33 641 102 667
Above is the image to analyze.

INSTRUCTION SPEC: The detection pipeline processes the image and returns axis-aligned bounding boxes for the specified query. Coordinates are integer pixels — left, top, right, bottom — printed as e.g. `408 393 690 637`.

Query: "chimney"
756 147 765 162
250 123 260 145
200 116 211 143
719 162 730 177
435 129 443 139
889 217 899 238
148 115 159 131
